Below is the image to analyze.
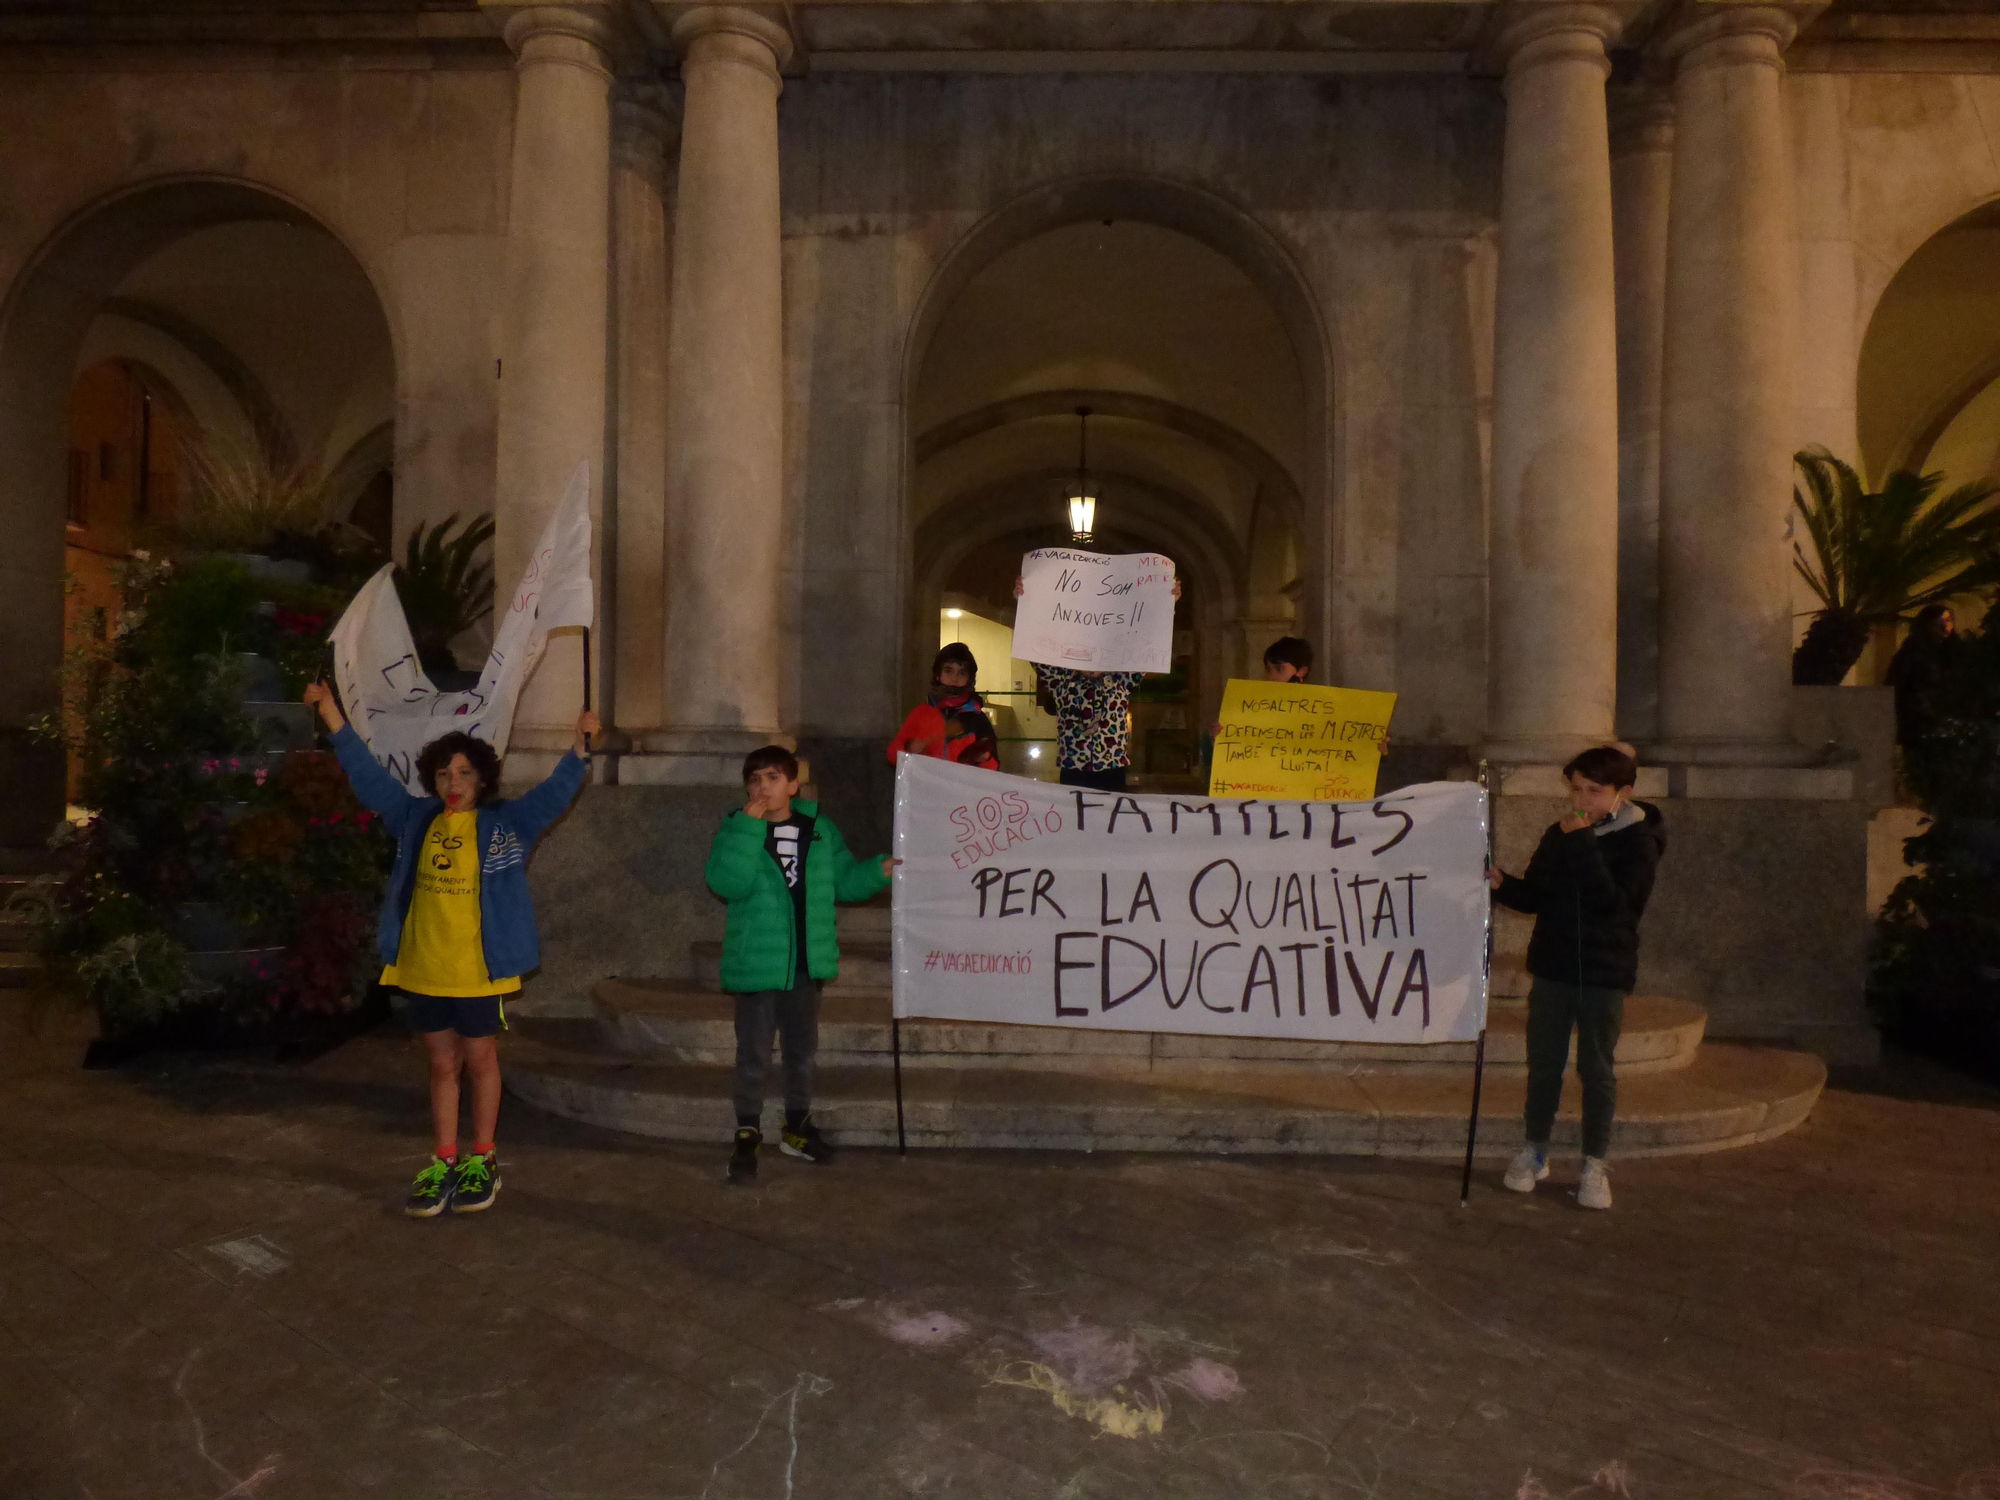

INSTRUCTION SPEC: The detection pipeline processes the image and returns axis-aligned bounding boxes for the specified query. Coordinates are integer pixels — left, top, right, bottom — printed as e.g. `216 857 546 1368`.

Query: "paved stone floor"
1 1004 1995 1500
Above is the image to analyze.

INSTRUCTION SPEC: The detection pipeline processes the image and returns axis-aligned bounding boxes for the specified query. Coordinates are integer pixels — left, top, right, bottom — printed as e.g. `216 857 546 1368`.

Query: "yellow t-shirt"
382 811 520 998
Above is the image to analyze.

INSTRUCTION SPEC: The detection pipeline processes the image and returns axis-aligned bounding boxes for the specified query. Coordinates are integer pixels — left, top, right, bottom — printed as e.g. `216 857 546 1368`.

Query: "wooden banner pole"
1460 758 1496 1207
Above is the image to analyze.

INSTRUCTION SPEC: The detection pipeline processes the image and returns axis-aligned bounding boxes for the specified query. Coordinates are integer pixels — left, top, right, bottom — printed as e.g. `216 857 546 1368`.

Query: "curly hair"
416 731 501 805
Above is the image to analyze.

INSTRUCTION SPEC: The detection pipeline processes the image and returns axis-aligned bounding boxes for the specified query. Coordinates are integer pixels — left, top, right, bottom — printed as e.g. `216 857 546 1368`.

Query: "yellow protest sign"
1209 679 1397 802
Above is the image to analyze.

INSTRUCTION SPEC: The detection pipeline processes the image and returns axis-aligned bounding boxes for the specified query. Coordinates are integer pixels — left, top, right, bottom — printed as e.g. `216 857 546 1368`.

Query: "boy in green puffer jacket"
706 745 897 1184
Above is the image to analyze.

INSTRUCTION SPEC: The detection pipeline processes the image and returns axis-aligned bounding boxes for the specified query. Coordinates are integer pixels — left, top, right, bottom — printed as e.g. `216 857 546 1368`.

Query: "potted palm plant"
1791 447 2000 687
393 514 495 688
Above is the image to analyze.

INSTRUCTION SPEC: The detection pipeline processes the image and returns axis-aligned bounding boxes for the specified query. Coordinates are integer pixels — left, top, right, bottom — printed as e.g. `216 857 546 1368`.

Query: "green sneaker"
405 1155 456 1218
449 1151 500 1214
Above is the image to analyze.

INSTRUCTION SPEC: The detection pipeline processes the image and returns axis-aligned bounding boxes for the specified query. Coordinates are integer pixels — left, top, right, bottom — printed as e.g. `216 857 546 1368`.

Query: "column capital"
1651 2 1824 75
1608 83 1675 156
1478 2 1635 79
486 2 617 73
670 5 793 72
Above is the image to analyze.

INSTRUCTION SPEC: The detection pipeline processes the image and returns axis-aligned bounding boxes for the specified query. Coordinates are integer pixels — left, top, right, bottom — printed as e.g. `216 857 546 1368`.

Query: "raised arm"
308 683 427 833
1562 820 1659 917
503 710 597 843
705 810 771 902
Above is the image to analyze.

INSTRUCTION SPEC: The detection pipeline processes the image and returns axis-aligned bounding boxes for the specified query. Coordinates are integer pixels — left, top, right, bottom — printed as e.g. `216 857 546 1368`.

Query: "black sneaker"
448 1151 500 1214
727 1127 761 1185
404 1155 456 1218
780 1119 835 1164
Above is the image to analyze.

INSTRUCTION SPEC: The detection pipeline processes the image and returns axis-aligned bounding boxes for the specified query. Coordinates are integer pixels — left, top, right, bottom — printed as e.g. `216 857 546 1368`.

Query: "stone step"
690 938 891 994
0 952 44 989
0 917 36 954
504 1022 1825 1159
592 978 1707 1076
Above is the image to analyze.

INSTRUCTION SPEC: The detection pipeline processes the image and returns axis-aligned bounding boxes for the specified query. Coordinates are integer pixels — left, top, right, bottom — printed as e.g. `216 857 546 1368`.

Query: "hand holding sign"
1010 548 1177 674
1210 679 1397 803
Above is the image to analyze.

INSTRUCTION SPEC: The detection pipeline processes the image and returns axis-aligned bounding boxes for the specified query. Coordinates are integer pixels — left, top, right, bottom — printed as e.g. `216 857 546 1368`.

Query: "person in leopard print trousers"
1017 571 1182 792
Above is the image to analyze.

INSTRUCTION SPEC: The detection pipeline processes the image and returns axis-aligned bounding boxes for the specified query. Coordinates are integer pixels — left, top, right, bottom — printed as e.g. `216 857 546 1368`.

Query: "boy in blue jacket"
305 682 595 1217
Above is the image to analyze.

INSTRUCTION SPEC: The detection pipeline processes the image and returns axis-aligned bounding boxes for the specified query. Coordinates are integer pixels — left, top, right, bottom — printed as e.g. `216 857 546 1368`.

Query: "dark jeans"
1523 977 1625 1160
731 975 821 1123
1060 766 1127 792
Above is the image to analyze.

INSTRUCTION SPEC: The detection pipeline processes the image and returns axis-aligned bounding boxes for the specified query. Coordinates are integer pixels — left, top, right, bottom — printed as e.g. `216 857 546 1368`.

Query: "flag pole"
581 626 592 712
1460 758 1495 1207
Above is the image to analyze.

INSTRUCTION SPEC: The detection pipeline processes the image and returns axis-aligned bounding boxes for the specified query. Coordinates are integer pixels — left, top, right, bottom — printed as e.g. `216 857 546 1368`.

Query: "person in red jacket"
947 710 1002 771
888 644 984 763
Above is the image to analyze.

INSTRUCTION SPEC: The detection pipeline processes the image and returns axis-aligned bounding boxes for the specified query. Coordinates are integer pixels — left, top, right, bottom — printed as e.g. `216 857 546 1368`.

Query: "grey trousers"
731 975 821 1124
1523 976 1625 1160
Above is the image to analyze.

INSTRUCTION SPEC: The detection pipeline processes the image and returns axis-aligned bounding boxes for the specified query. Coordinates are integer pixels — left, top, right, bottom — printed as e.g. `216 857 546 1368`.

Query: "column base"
639 727 793 756
1644 737 1814 767
1492 762 1670 799
616 728 799 788
1478 736 1621 767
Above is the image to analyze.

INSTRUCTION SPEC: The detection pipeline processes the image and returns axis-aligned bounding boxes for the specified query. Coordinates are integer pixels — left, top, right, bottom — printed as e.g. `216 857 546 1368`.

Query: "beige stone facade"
3 1 1998 1047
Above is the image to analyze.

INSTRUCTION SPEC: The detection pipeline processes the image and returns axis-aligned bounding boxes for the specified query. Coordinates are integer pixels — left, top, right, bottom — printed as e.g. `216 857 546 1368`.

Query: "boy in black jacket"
1488 745 1665 1210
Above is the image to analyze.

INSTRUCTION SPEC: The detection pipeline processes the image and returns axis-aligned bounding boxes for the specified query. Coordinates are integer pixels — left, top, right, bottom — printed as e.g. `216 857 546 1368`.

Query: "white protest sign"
330 460 593 790
1009 548 1176 674
892 756 1489 1044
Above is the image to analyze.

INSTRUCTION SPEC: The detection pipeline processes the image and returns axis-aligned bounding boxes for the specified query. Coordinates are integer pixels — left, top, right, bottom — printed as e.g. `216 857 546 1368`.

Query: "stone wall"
1494 792 1873 1060
0 57 516 841
774 72 1503 750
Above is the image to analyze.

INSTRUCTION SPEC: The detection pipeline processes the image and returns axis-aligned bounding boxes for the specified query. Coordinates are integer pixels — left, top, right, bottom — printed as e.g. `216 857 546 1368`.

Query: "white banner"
330 460 594 790
892 757 1490 1044
1009 547 1176 673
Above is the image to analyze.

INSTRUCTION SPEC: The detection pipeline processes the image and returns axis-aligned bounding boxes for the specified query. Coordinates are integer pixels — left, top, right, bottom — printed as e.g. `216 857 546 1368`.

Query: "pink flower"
308 816 322 828
202 759 218 774
328 812 343 825
253 768 268 786
228 758 241 771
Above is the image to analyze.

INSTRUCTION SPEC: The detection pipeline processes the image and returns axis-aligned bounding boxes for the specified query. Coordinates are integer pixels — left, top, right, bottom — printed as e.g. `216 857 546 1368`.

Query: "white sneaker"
1503 1145 1549 1193
1578 1156 1613 1210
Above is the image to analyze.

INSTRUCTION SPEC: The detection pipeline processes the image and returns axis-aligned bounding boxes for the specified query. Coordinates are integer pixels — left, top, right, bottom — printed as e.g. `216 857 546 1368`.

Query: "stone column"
1609 85 1674 745
492 4 613 760
1484 4 1625 763
653 6 792 779
608 86 676 743
1654 6 1804 762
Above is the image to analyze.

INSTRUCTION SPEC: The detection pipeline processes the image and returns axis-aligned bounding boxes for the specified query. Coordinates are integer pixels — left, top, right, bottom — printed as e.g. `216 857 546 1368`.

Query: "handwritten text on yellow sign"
1209 679 1397 802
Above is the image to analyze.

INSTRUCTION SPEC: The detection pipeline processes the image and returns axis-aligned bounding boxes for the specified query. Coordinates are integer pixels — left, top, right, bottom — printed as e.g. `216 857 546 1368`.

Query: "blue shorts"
400 990 505 1038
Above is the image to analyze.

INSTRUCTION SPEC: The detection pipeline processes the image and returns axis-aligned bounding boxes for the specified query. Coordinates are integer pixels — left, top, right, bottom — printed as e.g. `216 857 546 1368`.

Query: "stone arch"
0 175 399 840
1855 187 2000 349
1856 196 2000 487
899 175 1334 754
913 388 1306 553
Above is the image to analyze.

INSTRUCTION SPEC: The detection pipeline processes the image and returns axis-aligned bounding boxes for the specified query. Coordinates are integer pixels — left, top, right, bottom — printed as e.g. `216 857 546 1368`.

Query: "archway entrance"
1852 196 2000 675
908 199 1315 789
1 181 396 839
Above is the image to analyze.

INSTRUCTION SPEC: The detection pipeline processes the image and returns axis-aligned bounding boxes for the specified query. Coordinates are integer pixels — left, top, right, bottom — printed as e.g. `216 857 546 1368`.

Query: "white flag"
329 461 594 789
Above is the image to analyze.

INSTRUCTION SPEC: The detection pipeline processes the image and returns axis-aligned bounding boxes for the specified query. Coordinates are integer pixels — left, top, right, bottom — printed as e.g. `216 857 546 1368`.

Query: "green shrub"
76 931 202 1029
1871 614 2000 1072
40 552 392 1040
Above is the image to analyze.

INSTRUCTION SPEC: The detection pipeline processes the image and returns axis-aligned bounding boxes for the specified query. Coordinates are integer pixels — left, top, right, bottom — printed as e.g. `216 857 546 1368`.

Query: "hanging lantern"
1066 406 1097 544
